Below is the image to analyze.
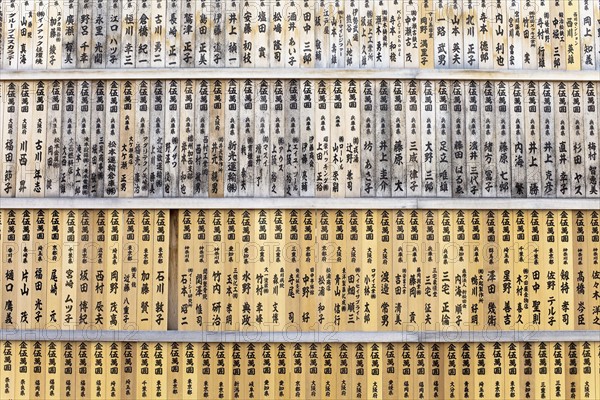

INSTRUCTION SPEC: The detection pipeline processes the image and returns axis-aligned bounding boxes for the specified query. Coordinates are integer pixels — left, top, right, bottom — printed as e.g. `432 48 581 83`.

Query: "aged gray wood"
238 79 254 197
436 80 451 196
91 0 108 67
134 79 150 197
136 0 152 68
300 79 315 196
76 0 92 69
149 80 165 197
89 80 105 197
390 79 406 197
194 79 210 197
224 79 239 196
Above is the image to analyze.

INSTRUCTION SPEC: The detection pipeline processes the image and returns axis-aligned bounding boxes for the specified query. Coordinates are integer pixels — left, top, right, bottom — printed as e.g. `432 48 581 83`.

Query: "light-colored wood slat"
148 80 165 197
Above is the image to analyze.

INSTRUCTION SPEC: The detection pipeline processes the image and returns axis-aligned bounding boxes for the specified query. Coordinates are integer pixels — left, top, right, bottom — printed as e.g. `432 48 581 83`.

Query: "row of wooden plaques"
2 209 599 332
2 0 600 70
2 79 599 198
0 340 598 399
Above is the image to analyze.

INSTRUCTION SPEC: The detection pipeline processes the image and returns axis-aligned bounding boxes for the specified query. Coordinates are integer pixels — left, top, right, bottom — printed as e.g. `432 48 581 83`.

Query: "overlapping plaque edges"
1 79 598 198
1 340 599 399
2 0 600 70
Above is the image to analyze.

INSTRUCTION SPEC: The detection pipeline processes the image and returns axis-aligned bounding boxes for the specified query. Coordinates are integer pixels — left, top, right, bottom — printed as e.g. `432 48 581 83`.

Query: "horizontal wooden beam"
0 197 596 210
0 329 597 343
1 68 598 82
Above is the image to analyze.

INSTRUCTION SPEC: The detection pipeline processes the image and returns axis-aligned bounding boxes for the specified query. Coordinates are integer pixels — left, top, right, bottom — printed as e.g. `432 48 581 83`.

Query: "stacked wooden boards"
0 209 169 331
1 79 599 198
0 340 596 399
1 0 600 70
1 1 599 399
173 208 600 332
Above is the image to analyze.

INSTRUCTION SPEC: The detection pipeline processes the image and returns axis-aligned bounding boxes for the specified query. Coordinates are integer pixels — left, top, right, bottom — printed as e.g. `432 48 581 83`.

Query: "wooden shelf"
1 68 599 82
2 329 597 343
0 197 597 210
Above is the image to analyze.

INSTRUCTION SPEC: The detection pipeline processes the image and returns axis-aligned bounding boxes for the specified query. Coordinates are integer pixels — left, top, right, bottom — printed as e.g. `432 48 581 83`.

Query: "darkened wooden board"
238 79 254 197
509 81 526 197
539 81 557 197
376 80 391 197
271 79 285 196
360 80 375 197
194 79 210 197
450 80 466 196
224 79 239 197
569 81 587 197
554 81 572 197
103 80 120 197
163 80 180 197
148 80 165 197
344 79 361 197
481 81 497 197
465 80 481 196
525 81 542 197
420 80 436 196
285 79 301 197
90 80 106 197
75 80 91 196
61 80 77 197
254 79 269 196
330 79 345 197
117 81 137 197
390 80 406 197
134 80 150 197
300 79 315 197
494 81 511 197
179 79 195 197
315 79 330 197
